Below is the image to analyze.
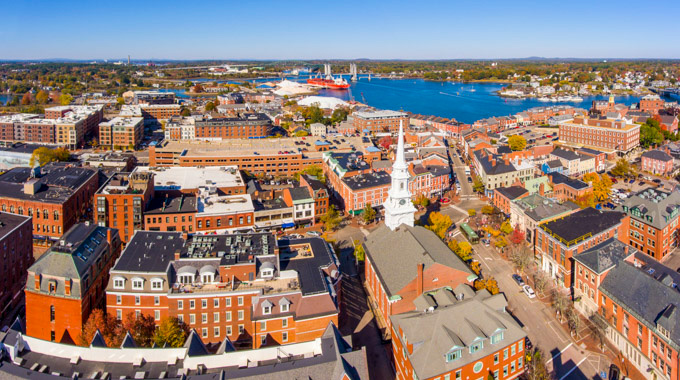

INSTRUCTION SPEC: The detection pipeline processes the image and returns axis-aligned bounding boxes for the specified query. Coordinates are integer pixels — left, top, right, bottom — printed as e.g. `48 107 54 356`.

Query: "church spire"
394 121 407 170
384 120 416 231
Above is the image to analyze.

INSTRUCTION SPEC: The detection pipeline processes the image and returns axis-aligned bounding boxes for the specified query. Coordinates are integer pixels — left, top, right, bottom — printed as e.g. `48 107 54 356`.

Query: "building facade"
0 212 33 321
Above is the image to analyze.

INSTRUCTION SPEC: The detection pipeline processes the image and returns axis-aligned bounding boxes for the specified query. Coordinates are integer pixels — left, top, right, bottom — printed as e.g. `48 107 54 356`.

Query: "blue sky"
2 0 679 60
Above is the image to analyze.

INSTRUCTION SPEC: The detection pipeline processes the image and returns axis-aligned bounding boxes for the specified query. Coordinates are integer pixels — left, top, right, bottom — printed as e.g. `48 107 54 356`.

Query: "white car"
523 285 536 299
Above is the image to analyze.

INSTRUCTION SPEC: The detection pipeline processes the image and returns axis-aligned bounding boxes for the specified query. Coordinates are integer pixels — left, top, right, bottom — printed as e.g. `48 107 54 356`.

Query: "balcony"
171 276 299 295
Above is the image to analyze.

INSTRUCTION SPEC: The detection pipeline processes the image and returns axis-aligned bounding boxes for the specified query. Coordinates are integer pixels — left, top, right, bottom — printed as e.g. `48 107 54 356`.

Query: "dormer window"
446 349 462 362
151 278 163 290
491 331 504 344
469 340 484 354
280 297 291 312
262 300 274 315
113 277 125 289
132 278 144 290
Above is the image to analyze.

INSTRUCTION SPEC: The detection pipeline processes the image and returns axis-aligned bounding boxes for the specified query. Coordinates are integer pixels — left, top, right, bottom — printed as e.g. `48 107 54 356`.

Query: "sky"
2 0 680 60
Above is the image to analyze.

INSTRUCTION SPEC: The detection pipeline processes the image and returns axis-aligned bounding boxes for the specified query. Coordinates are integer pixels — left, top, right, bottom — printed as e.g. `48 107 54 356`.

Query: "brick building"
493 186 529 216
639 95 665 115
391 287 526 380
536 207 628 290
98 117 144 149
0 164 99 240
559 116 640 154
131 91 175 105
94 171 155 243
548 172 593 203
0 212 33 321
351 110 409 134
363 224 476 337
618 188 680 261
193 114 272 140
641 150 674 176
144 195 197 233
299 174 329 222
106 232 341 348
25 222 121 343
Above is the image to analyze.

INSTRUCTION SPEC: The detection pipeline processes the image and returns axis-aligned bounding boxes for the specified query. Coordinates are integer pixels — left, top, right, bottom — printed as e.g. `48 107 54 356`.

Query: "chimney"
416 263 424 296
106 228 113 244
174 249 181 260
182 232 189 241
539 183 545 196
34 274 40 290
504 158 510 166
65 278 71 296
624 246 629 255
492 159 496 167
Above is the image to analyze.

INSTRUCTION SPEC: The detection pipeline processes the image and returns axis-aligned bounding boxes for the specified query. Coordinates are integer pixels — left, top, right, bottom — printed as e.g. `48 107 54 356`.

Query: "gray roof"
641 150 673 162
363 224 474 298
288 186 313 202
551 148 580 161
539 208 625 247
0 164 98 204
145 195 197 214
473 150 516 176
617 188 680 230
573 238 635 274
495 186 529 201
545 159 563 169
549 172 590 190
514 194 579 222
391 291 526 380
0 212 31 241
600 255 680 348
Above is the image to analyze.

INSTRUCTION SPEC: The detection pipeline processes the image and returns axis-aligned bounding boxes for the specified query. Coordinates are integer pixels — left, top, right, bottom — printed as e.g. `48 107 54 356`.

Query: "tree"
500 220 513 235
153 317 189 348
567 308 581 338
470 261 481 275
378 136 393 150
510 225 526 245
610 158 632 177
574 192 596 208
494 236 508 248
414 194 430 208
457 241 472 261
589 313 609 351
510 245 533 274
299 164 325 183
362 203 376 224
59 93 73 105
180 107 191 116
508 135 527 151
192 84 204 93
473 178 485 193
36 90 49 104
474 277 499 295
468 209 477 217
533 271 548 294
29 147 70 167
79 309 122 347
320 205 342 231
294 130 310 137
447 239 459 253
551 289 570 322
117 97 125 106
425 211 452 239
353 240 365 262
640 119 664 148
205 101 216 112
525 347 550 380
481 205 495 214
122 312 156 347
21 92 32 105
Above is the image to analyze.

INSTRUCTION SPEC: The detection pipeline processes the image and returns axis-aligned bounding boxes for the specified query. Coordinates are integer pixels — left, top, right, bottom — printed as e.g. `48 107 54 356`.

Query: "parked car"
467 177 472 183
638 181 645 185
306 231 321 237
653 179 662 184
523 285 536 298
512 274 525 287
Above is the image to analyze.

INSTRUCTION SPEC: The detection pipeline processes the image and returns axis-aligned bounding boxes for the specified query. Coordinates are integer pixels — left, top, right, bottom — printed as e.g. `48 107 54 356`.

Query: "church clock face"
399 199 406 205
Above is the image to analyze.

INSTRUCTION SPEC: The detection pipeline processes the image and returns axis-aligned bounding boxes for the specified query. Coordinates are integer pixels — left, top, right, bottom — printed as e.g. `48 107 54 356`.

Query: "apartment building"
509 193 579 245
0 163 99 239
536 208 628 289
618 188 680 261
193 114 272 140
144 195 197 233
106 232 341 348
548 172 593 202
472 150 534 197
25 222 121 343
641 150 674 176
392 288 526 380
639 95 665 115
94 171 155 243
132 91 175 105
493 186 529 215
98 117 144 149
137 166 246 196
559 116 640 154
549 148 595 176
299 174 330 222
351 110 409 134
0 212 33 321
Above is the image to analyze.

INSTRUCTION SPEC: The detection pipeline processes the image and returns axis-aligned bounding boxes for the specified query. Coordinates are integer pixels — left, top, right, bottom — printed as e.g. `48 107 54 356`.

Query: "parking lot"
500 125 559 147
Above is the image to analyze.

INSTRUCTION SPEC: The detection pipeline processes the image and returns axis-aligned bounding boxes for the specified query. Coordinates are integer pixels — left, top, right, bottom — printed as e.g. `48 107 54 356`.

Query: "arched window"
53 211 59 221
17 207 23 215
9 205 14 213
43 209 49 219
1 205 5 212
27 208 33 216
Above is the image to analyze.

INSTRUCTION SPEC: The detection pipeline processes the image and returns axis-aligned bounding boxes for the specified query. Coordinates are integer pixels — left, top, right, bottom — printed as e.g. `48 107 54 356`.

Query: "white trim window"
131 277 144 290
113 277 126 289
151 278 163 290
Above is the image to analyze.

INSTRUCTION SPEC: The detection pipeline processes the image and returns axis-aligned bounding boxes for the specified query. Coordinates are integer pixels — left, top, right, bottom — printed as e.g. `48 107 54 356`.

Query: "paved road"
450 148 474 199
451 226 606 380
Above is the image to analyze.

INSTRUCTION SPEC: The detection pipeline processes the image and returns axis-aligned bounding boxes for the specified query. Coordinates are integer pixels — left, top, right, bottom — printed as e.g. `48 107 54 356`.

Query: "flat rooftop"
154 136 368 157
0 212 31 241
135 166 244 191
99 116 144 128
197 191 254 216
353 110 407 119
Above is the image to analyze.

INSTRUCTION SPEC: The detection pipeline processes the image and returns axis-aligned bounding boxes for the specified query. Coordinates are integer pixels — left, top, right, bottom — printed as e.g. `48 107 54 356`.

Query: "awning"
281 222 295 228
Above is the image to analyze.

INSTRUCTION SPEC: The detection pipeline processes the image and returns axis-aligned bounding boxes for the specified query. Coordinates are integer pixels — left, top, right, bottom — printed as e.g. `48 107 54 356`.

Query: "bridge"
650 87 680 97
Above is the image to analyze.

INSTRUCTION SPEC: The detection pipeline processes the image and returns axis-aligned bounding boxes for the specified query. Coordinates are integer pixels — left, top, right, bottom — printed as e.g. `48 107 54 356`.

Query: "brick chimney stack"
34 274 40 290
416 263 424 296
106 228 113 245
539 183 545 196
175 249 182 261
492 159 496 167
504 158 510 166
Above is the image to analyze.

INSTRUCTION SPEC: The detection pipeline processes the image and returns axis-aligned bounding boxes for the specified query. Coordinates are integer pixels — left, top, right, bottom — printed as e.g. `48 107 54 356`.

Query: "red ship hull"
306 78 350 89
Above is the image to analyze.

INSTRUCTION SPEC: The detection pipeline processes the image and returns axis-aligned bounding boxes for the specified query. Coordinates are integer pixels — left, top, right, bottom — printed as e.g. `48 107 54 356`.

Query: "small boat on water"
537 97 550 102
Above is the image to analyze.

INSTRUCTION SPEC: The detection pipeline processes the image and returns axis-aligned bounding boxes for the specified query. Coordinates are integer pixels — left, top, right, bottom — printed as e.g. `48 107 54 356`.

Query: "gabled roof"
573 238 635 274
90 330 107 348
184 329 208 356
641 150 673 162
495 186 529 201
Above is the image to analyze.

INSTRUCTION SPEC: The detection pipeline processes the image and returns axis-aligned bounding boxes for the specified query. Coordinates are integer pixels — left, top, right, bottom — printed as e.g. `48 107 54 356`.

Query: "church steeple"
384 121 416 231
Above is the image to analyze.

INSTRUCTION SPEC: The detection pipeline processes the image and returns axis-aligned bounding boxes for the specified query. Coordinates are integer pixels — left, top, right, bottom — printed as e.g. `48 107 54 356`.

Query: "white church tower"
384 121 416 231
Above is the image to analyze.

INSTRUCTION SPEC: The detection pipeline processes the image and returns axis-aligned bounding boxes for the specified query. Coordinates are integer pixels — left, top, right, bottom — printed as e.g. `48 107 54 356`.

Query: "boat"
306 75 350 89
570 96 584 102
470 88 476 92
537 97 550 102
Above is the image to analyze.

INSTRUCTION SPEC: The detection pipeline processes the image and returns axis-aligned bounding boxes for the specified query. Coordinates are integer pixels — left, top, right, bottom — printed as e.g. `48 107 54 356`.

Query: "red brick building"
641 150 674 176
194 114 272 139
493 186 529 215
363 224 476 337
559 116 640 153
391 288 526 380
98 117 145 149
106 232 340 348
94 171 155 243
0 164 99 240
639 95 665 115
144 195 197 233
618 188 680 261
0 212 33 321
299 174 329 222
352 110 408 134
536 208 628 290
25 223 121 343
548 172 593 203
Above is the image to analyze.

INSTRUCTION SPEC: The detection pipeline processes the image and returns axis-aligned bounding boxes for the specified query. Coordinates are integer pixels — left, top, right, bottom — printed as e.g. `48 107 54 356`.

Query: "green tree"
153 317 189 348
473 178 485 193
500 220 513 235
468 209 476 217
640 118 664 148
36 90 49 104
425 211 452 239
458 241 472 261
59 93 73 105
353 240 365 262
508 135 527 151
320 205 342 231
610 158 632 177
294 130 310 137
205 101 216 112
362 203 376 224
180 107 191 117
29 147 70 167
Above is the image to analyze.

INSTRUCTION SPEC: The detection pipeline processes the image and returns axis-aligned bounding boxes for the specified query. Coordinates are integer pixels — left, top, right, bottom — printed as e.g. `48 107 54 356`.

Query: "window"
190 314 195 324
469 341 483 354
155 310 160 321
638 323 643 335
260 335 267 346
518 339 523 352
282 331 288 342
225 297 231 307
116 309 122 320
238 296 244 306
263 305 272 314
226 311 232 321
281 303 289 312
50 305 55 322
282 318 288 328
511 361 515 373
456 370 462 380
116 295 122 305
135 296 140 305
190 300 195 309
238 325 244 334
503 348 508 360
503 365 508 377
113 278 125 289
518 356 523 369
260 321 267 331
202 313 207 323
446 350 462 362
226 326 232 336
202 328 208 338
511 344 516 356
238 310 244 320
491 331 504 344
494 353 499 364
152 280 163 290
132 278 144 290
202 299 207 308
213 312 219 323
154 296 160 305
178 300 184 310
214 299 219 308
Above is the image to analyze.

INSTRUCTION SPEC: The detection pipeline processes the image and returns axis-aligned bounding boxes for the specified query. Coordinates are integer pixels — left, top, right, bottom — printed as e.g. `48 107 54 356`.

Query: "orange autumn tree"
79 309 123 347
